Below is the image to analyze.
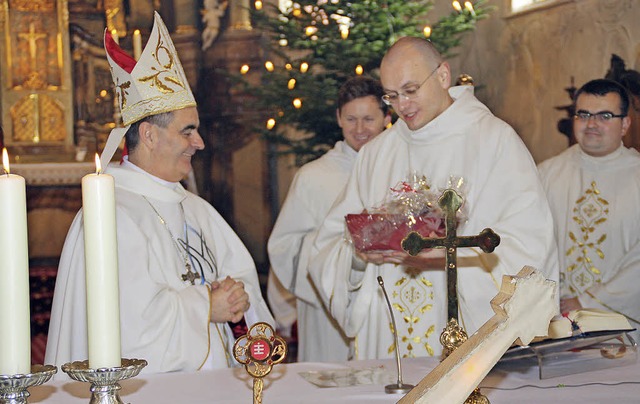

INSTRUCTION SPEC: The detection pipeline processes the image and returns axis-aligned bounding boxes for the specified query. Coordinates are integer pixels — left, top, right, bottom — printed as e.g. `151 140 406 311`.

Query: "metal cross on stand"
401 189 500 403
233 322 287 404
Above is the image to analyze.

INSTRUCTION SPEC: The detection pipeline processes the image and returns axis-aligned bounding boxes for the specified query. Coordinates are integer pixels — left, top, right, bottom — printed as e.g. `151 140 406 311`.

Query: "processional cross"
402 189 500 329
401 189 500 403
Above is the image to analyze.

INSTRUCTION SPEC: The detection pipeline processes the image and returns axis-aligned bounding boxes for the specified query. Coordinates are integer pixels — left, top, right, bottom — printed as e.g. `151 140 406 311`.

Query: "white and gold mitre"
100 11 196 168
105 11 195 125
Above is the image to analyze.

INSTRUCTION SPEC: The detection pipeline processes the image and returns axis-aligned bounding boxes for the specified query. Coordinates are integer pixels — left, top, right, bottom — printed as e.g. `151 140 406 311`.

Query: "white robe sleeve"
267 172 319 304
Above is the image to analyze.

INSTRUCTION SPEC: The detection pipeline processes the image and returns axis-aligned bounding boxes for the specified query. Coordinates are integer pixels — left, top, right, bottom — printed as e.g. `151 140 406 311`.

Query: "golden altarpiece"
0 0 75 158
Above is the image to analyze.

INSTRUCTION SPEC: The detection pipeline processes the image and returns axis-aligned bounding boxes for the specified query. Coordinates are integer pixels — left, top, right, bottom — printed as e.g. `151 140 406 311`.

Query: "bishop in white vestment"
45 12 274 375
46 162 274 373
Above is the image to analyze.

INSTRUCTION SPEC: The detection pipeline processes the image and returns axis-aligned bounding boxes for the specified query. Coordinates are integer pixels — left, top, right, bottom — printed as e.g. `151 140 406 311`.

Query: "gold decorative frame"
0 0 74 160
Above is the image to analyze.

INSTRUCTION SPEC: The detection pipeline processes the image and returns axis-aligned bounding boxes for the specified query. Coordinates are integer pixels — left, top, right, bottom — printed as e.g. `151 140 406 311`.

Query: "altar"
27 357 640 403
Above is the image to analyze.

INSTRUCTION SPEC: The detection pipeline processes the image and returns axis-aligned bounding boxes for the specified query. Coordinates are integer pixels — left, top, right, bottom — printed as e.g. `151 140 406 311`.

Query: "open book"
499 308 637 379
546 308 635 339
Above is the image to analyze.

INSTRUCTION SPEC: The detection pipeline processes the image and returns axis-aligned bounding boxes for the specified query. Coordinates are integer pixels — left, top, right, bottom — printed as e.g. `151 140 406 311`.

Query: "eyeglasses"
573 110 626 123
381 64 441 106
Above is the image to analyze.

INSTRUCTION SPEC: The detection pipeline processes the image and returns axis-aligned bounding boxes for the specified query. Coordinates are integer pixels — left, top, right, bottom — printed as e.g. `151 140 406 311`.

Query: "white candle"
82 154 121 369
133 29 142 61
0 148 31 375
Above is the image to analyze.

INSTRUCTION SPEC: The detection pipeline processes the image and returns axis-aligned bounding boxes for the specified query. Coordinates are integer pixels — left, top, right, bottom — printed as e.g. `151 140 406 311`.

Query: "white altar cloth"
28 357 639 403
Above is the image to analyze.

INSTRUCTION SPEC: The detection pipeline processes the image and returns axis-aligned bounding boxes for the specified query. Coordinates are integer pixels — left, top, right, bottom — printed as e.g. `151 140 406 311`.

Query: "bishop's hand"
210 276 251 323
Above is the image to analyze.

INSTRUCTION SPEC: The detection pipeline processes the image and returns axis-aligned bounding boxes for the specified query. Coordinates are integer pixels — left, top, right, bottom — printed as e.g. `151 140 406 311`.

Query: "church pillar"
173 0 200 32
171 0 202 90
200 18 272 267
230 0 252 30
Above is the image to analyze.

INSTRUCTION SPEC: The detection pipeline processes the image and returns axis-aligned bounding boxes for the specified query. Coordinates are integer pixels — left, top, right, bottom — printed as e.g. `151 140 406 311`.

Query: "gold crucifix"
402 189 500 403
402 189 500 338
18 23 47 72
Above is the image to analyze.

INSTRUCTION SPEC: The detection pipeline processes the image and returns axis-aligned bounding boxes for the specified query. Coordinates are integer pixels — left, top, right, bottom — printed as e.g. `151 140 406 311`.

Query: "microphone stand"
377 276 414 394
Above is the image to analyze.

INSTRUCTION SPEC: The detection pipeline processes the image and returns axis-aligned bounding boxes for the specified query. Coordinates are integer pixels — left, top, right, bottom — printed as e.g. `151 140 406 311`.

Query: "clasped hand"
209 276 250 323
356 248 445 270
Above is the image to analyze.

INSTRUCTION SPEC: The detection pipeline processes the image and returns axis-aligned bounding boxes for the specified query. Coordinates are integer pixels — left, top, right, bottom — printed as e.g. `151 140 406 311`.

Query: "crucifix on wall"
17 23 46 73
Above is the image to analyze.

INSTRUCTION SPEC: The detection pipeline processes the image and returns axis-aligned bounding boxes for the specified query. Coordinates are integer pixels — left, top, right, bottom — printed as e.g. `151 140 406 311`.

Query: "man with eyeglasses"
538 79 640 340
309 36 558 360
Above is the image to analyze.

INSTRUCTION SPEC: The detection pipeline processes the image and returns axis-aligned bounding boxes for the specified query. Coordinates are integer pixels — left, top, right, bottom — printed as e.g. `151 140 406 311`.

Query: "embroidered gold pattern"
114 77 131 109
566 181 608 295
389 274 436 357
138 34 186 94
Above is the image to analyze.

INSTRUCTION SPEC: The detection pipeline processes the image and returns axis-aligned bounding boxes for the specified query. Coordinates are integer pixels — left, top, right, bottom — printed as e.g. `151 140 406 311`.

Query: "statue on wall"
201 0 228 50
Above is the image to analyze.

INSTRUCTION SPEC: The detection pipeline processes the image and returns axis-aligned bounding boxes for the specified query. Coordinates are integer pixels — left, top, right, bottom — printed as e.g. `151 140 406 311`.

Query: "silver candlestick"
61 358 147 404
0 364 57 404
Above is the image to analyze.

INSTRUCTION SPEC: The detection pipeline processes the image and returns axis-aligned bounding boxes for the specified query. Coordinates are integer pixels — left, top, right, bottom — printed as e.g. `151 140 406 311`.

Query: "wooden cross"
233 322 287 404
399 267 558 404
402 189 500 323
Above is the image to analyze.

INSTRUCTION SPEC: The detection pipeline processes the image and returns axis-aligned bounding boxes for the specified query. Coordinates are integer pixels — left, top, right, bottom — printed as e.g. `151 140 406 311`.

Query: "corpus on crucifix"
18 23 46 73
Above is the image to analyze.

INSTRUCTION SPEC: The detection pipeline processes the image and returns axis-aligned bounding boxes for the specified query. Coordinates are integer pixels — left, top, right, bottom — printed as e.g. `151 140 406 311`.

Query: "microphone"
377 276 414 394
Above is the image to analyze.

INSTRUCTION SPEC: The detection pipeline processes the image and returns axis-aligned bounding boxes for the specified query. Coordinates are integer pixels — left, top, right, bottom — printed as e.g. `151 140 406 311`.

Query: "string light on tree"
240 64 250 74
265 61 274 71
266 118 276 130
465 1 476 15
255 1 262 11
239 0 491 164
292 98 302 109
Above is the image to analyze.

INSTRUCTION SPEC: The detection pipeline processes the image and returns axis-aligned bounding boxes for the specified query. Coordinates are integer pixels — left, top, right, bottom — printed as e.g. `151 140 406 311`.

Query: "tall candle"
82 154 121 368
132 29 142 61
0 148 31 375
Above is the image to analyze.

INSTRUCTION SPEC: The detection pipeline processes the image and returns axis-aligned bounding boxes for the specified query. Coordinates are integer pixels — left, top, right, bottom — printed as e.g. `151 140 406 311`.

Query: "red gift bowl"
345 213 445 252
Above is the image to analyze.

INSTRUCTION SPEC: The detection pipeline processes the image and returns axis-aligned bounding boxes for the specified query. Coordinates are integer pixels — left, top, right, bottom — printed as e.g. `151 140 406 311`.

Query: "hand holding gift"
346 176 466 261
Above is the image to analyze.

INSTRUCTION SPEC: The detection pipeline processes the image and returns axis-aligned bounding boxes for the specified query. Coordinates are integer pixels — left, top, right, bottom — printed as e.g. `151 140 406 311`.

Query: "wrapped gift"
346 211 445 252
345 175 465 252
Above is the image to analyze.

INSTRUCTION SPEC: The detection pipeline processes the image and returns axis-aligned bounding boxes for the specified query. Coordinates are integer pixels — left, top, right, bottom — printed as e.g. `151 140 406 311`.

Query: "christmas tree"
233 0 492 165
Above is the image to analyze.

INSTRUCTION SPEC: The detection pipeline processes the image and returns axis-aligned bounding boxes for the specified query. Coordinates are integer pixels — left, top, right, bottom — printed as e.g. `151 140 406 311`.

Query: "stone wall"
438 0 640 163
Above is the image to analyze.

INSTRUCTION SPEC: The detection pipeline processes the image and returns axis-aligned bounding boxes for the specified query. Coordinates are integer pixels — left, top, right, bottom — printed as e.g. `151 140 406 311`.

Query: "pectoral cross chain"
181 263 201 285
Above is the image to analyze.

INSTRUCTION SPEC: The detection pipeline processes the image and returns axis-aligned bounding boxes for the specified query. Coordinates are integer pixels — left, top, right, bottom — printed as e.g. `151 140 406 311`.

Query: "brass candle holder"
61 358 147 404
0 365 57 404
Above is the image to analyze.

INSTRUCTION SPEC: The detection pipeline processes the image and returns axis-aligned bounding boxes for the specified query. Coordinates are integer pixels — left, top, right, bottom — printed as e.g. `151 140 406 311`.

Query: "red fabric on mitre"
104 30 134 160
104 30 136 73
